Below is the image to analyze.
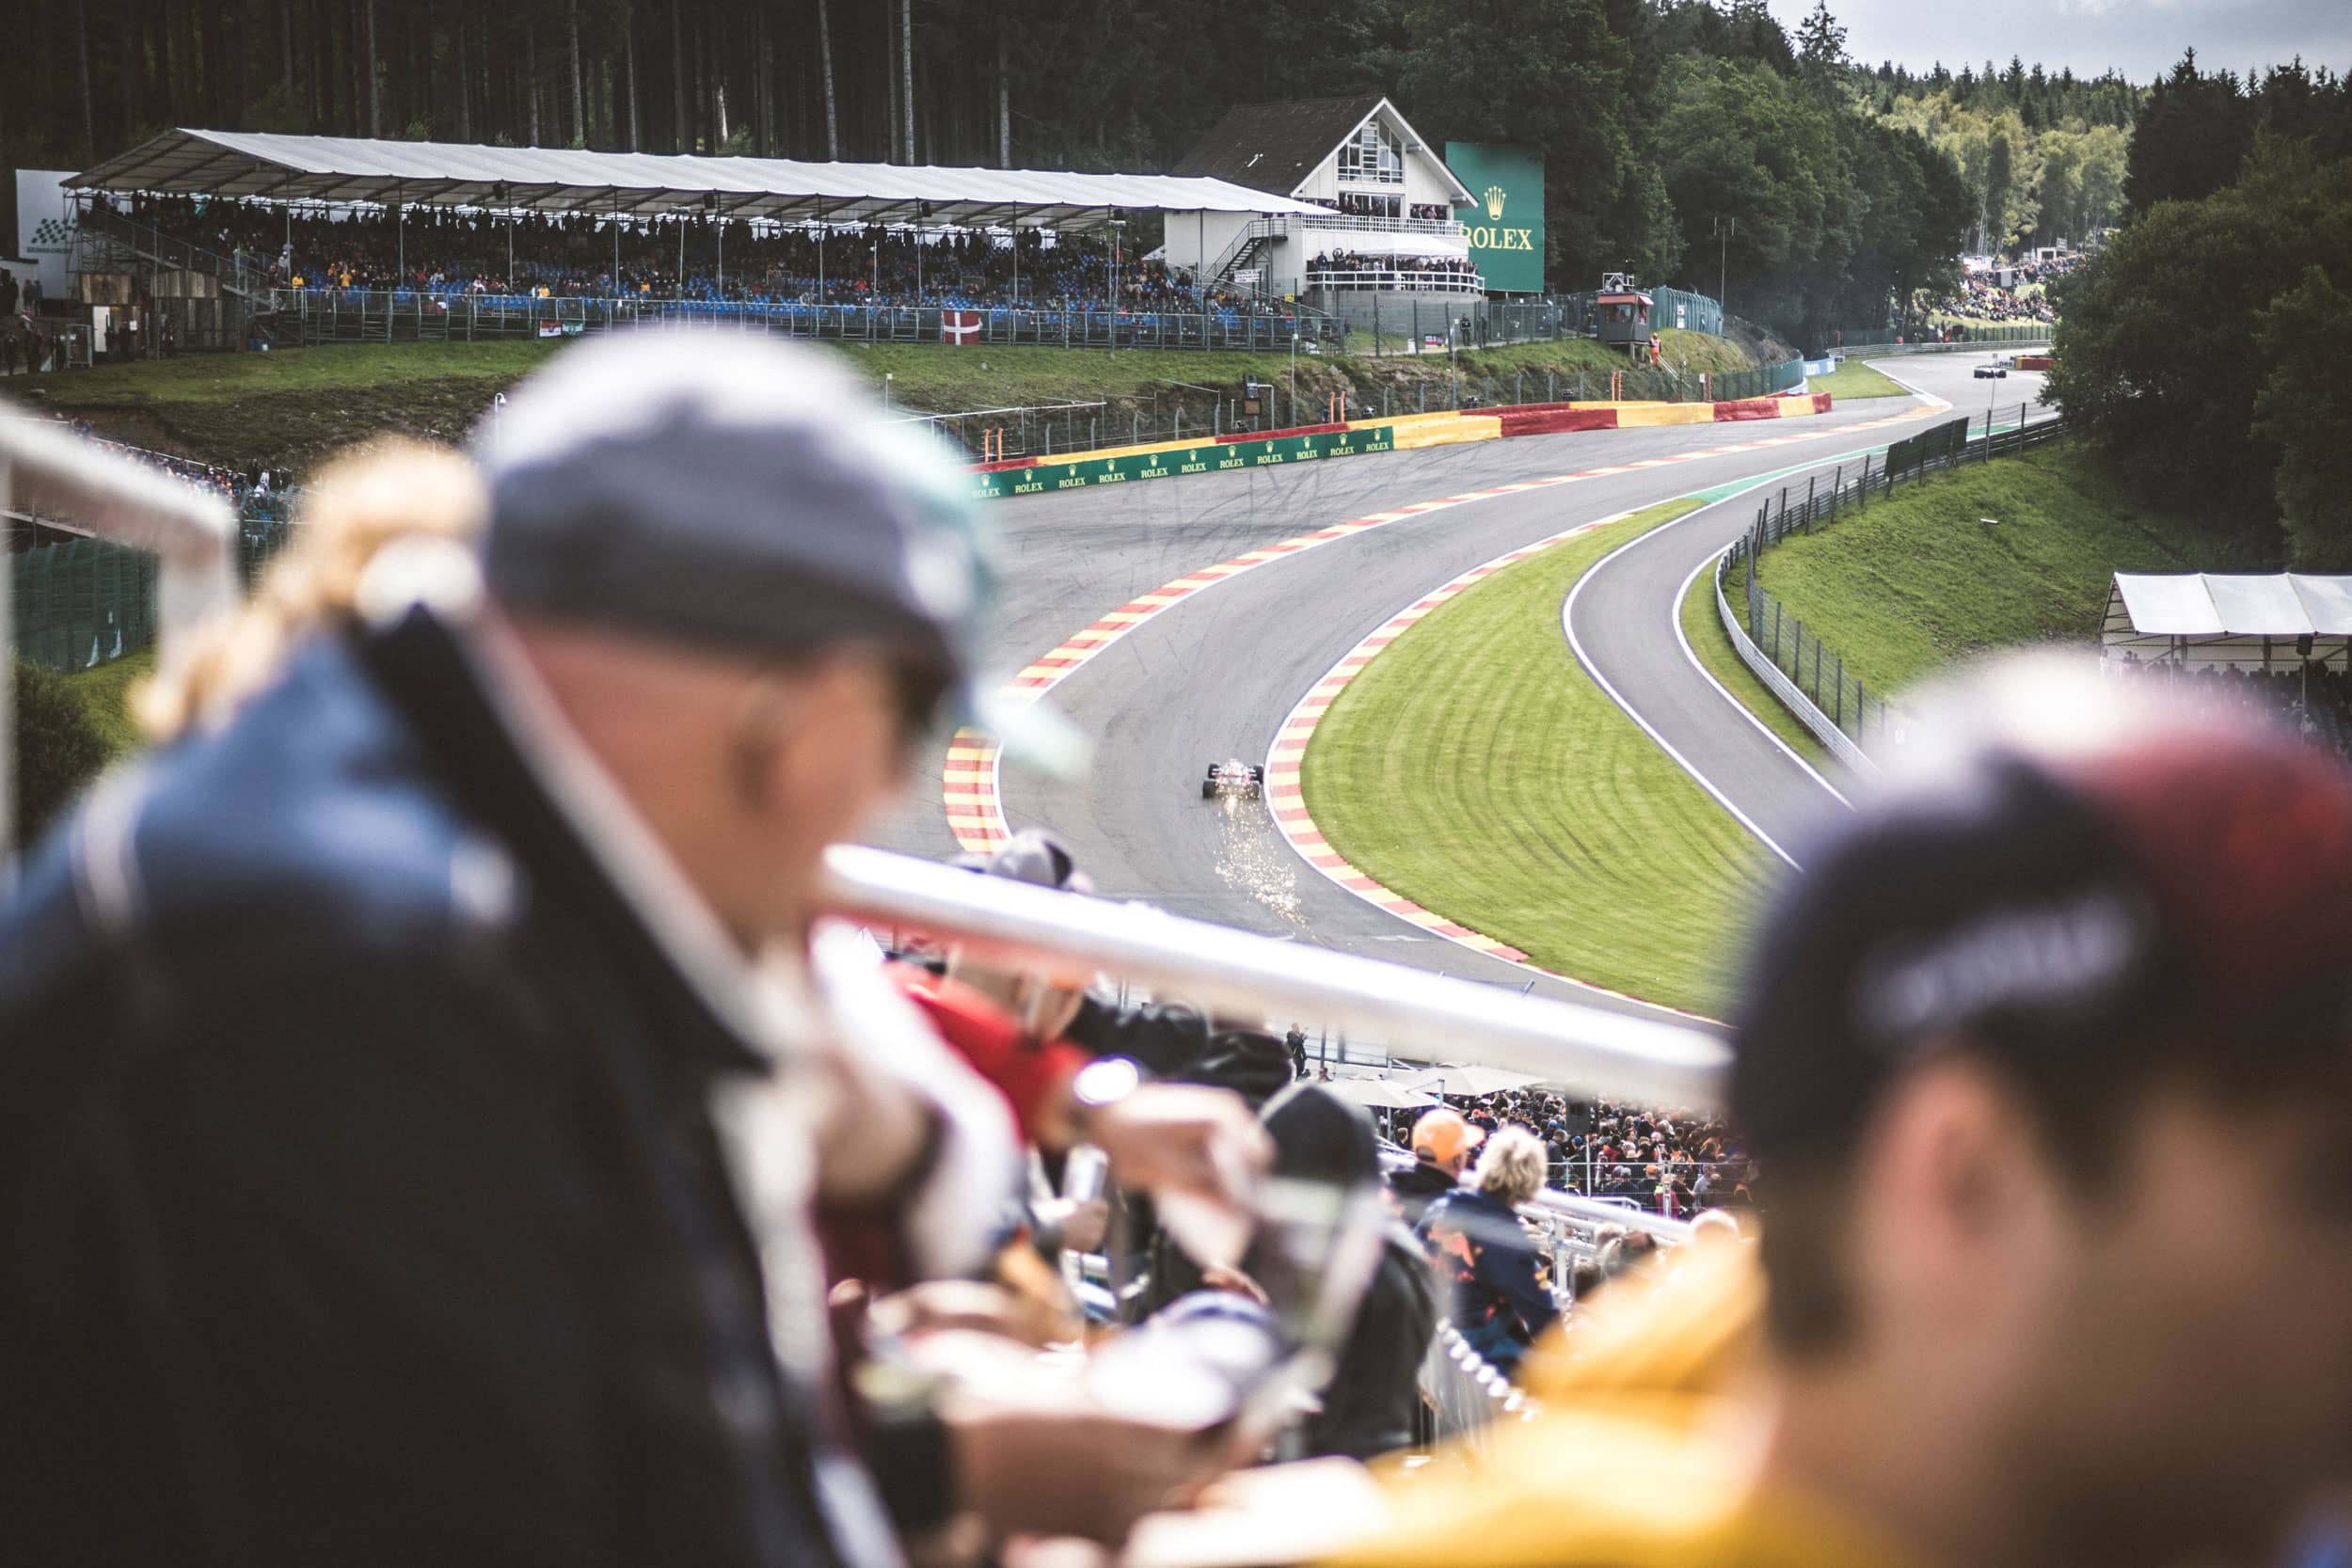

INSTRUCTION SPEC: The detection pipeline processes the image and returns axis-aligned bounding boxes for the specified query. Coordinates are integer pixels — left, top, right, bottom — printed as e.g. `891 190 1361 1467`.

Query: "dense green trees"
2047 63 2352 565
0 0 1976 340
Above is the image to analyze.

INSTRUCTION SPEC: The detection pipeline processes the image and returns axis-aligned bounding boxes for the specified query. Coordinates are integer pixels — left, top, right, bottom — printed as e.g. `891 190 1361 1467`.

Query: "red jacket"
890 966 1092 1146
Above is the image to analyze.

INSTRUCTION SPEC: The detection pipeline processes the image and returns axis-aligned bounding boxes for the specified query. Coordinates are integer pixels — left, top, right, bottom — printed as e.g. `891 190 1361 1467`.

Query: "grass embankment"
66 644 155 758
1804 358 1909 401
8 327 1758 470
1756 446 2254 696
1303 500 1777 1016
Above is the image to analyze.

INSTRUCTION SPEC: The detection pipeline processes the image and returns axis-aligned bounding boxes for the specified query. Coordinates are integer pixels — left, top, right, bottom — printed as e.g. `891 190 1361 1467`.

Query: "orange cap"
1411 1107 1486 1166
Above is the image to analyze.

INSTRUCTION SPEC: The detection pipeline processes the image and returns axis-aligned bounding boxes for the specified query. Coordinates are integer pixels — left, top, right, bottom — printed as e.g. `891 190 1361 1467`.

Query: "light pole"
1711 214 1736 324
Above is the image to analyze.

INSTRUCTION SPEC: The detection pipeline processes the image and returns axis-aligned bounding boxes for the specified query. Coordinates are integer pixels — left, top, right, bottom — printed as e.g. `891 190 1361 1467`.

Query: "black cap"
475 331 983 688
1261 1083 1380 1188
1734 665 2352 1164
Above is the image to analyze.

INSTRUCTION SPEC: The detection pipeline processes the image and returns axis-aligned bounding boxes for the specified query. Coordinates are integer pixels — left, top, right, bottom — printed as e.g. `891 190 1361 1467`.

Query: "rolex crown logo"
1485 185 1506 221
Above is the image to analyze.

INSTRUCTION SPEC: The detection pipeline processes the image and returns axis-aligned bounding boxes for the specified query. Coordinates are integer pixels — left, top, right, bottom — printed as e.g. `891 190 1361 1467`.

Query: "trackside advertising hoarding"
1444 143 1545 294
972 425 1395 500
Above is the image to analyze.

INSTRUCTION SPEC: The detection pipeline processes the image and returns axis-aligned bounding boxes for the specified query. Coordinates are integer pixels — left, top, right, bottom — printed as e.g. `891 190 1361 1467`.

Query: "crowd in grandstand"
2109 656 2352 758
106 192 1286 317
1306 248 1483 288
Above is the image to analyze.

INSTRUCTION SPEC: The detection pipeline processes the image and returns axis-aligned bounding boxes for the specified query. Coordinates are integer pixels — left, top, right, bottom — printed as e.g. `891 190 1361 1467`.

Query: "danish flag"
941 309 982 345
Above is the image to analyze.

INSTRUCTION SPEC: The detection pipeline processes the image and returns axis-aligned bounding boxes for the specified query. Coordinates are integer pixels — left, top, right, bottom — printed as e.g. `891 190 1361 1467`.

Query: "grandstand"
57 129 1344 353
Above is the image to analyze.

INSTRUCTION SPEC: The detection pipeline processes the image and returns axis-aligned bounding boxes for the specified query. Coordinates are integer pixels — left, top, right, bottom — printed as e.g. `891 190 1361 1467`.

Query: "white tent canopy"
2104 573 2352 670
66 129 1329 232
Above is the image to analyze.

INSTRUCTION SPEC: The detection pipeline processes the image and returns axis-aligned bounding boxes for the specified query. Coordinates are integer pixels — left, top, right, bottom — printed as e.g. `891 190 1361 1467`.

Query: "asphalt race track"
1563 351 2062 866
866 350 2050 1021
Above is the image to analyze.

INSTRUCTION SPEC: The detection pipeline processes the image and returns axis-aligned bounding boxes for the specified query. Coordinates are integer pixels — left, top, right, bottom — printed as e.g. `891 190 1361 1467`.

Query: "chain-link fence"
1720 405 2069 754
9 535 160 673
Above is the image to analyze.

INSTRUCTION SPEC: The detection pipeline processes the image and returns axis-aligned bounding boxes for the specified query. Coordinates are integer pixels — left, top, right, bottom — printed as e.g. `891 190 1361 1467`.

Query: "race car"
1202 759 1266 800
1974 358 2010 379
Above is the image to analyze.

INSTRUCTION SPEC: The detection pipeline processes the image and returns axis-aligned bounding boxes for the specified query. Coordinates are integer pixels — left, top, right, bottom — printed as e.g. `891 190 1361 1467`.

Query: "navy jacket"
1415 1186 1560 1373
0 610 846 1568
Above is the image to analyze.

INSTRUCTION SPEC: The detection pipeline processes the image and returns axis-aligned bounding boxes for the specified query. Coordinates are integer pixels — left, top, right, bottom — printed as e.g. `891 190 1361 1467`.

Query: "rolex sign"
1443 143 1545 294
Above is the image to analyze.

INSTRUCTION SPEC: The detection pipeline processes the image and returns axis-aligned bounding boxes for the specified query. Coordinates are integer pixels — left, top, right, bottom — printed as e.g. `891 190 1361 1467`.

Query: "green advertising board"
1444 143 1545 294
972 425 1396 501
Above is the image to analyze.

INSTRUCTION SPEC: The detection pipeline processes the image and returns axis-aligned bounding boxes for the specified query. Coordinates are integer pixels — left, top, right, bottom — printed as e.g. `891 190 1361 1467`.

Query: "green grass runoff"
1804 358 1909 401
65 644 156 759
1303 499 1778 1016
1756 445 2247 696
11 328 1759 471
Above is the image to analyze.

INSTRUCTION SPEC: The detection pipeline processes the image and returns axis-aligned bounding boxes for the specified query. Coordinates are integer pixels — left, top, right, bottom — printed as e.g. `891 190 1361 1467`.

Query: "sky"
1767 0 2352 85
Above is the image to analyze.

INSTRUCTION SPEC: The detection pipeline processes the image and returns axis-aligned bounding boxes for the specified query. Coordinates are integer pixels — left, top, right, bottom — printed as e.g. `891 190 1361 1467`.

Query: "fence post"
1804 476 1816 533
1812 638 1822 702
1772 600 1782 664
1834 656 1844 727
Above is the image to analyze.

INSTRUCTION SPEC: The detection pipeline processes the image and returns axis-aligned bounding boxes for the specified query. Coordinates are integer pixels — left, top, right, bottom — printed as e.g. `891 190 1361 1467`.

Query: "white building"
1165 97 1479 327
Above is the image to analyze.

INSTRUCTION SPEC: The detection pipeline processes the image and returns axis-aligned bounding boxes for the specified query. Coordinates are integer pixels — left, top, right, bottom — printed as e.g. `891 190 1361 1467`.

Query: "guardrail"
1711 406 2071 771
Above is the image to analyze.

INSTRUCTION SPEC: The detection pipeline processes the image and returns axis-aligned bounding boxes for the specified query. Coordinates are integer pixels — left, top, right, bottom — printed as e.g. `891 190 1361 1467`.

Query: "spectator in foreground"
1316 656 2352 1568
1416 1126 1559 1378
0 334 1237 1564
1264 1084 1436 1461
1389 1104 1482 1223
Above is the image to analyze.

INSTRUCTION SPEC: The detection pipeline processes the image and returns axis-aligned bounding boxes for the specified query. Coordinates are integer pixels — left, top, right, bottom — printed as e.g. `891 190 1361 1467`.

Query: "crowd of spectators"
1305 248 1483 290
106 192 1286 318
2109 657 2352 760
1371 1088 1754 1218
1913 250 2083 328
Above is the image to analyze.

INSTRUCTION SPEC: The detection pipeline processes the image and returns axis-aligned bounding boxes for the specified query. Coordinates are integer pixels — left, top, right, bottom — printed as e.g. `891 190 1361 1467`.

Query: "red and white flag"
941 309 982 346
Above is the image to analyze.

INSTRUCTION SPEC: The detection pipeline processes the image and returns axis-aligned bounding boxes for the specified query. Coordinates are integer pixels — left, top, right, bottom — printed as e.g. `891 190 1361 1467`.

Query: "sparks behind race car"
1202 759 1266 800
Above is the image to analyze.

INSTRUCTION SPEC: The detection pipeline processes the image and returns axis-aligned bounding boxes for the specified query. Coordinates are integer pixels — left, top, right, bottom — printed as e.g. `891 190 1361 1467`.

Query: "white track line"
1669 547 1853 809
1561 529 1804 870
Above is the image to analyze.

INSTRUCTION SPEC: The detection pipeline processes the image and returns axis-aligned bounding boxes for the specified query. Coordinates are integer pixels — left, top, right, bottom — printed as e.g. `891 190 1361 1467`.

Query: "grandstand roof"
1172 97 1474 207
2108 574 2352 638
65 129 1329 230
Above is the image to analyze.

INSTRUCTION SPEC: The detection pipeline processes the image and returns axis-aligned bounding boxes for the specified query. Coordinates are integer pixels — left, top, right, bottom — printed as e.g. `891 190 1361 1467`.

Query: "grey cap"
475 331 984 689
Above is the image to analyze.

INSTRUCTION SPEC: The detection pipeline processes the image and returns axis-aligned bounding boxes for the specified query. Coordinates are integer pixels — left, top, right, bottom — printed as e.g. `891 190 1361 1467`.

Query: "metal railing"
1304 268 1485 295
259 287 1344 353
1713 405 2070 768
76 204 268 296
1422 1323 1534 1455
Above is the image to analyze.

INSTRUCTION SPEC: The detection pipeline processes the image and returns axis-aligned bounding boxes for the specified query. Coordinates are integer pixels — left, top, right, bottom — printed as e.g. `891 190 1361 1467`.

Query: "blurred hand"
1036 1196 1109 1256
944 1373 1236 1545
1077 1084 1271 1213
870 1280 1067 1348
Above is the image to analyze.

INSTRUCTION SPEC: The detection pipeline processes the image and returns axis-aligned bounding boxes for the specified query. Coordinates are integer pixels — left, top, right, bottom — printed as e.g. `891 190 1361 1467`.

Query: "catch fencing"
260 288 1347 354
1714 405 2070 768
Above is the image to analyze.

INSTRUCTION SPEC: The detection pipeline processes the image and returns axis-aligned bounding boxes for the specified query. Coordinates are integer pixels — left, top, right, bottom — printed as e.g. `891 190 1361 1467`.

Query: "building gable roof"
1172 97 1473 206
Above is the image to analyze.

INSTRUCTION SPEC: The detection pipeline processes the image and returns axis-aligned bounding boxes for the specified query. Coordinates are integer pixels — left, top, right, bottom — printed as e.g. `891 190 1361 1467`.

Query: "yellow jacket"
1321 1246 1915 1568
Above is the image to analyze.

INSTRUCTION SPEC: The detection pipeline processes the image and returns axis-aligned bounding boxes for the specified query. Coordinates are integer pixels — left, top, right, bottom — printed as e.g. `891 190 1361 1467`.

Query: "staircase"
72 206 269 350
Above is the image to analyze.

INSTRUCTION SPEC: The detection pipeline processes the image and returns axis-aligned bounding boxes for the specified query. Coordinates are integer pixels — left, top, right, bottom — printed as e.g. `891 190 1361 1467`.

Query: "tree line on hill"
2046 55 2352 564
2 0 1984 344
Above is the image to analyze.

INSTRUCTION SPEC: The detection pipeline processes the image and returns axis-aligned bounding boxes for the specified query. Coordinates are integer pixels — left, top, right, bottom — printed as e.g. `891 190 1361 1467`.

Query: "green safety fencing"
11 536 160 674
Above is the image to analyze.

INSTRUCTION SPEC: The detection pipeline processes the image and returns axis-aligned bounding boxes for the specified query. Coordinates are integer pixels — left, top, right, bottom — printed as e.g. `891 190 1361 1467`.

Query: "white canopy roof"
67 129 1329 231
2110 574 2352 638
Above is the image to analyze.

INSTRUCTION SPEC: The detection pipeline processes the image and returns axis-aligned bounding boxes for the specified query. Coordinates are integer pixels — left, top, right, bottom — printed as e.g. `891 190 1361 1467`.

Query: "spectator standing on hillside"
1416 1126 1559 1377
0 336 1238 1564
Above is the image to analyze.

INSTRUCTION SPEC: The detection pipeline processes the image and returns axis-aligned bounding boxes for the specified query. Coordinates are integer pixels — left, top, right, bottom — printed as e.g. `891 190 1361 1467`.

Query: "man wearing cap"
1389 1105 1484 1225
1312 657 2352 1568
0 335 1234 1565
